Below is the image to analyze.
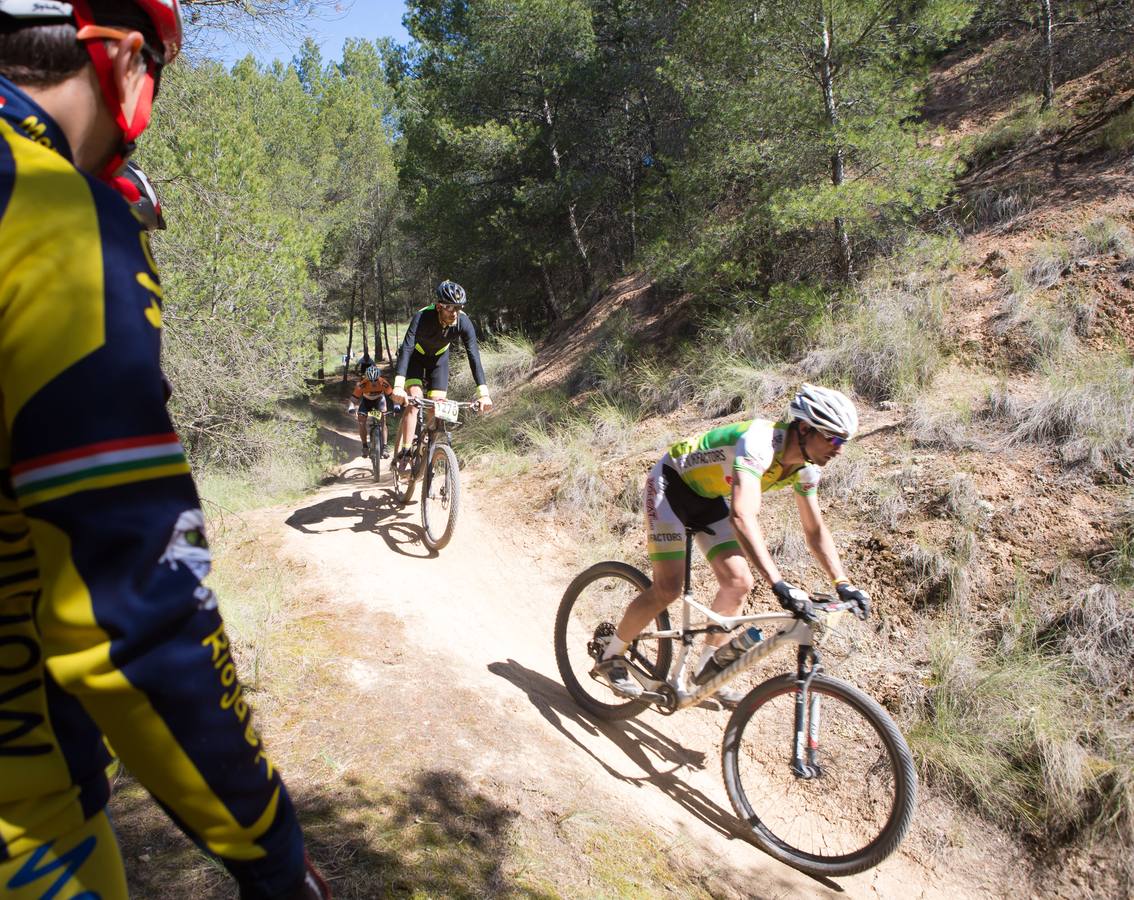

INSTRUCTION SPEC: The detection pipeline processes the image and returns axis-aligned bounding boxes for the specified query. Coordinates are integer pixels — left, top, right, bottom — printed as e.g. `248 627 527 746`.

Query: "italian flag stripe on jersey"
12 433 190 507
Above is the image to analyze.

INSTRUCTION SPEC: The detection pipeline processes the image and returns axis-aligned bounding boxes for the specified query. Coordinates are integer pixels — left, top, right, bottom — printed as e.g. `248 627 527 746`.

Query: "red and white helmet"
0 0 183 177
0 1 181 62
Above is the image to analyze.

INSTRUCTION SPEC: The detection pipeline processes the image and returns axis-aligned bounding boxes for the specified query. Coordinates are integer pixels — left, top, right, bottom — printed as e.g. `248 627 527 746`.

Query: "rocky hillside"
457 21 1134 898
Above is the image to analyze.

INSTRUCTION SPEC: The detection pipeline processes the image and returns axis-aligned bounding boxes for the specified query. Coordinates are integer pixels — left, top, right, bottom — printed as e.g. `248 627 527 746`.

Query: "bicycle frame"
626 529 849 775
366 409 386 444
406 398 466 469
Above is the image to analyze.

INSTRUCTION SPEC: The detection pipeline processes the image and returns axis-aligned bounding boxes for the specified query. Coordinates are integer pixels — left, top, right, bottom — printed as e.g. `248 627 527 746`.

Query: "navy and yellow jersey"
0 77 304 897
393 305 490 397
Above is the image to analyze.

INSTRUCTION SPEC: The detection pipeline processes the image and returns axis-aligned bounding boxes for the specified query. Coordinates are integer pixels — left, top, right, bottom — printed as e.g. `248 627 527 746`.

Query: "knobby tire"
721 673 916 877
421 442 461 550
553 561 672 721
391 427 418 506
369 420 382 482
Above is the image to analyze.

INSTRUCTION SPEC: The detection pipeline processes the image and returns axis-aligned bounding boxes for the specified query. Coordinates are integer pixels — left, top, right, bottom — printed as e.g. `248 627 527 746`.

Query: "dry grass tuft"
957 183 1039 232
802 284 946 402
991 354 1134 475
1075 217 1134 259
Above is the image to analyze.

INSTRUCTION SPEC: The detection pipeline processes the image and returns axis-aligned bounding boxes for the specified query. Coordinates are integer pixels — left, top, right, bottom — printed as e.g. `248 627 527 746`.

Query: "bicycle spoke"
727 679 909 867
553 563 672 720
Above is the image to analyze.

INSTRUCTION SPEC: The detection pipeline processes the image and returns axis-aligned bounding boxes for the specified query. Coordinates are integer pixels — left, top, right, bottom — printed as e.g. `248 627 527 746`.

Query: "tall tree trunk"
820 13 854 278
538 262 563 321
542 94 593 291
316 294 325 380
623 95 638 261
376 253 391 362
359 275 369 360
1040 0 1056 110
342 282 356 385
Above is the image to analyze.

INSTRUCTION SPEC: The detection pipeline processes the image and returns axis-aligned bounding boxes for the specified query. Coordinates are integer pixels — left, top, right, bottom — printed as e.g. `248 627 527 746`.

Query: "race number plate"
433 399 460 423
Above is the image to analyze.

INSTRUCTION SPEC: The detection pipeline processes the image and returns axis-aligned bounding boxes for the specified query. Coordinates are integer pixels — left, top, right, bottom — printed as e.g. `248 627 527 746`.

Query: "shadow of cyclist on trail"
284 491 439 560
487 659 742 841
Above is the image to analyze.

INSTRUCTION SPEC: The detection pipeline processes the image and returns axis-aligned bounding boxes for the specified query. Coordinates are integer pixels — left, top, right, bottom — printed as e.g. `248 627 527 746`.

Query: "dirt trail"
245 421 1013 899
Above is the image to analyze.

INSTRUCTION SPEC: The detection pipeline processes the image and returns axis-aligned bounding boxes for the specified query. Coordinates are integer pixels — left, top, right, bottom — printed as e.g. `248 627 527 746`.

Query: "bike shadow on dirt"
284 489 439 560
487 658 746 841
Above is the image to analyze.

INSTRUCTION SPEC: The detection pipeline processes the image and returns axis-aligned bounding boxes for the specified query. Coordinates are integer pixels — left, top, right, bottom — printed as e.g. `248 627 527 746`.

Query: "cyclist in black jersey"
391 280 493 453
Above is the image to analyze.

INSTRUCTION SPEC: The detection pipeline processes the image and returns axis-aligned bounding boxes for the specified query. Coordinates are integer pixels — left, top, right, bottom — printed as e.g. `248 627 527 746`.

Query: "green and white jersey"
664 419 821 499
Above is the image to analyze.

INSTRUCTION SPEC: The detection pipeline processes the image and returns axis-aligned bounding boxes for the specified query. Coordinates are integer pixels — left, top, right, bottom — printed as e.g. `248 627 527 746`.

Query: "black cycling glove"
772 580 813 618
836 582 872 619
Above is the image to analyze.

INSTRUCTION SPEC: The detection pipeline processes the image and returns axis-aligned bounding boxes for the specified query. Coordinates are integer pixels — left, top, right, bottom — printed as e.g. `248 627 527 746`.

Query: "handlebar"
407 397 483 410
804 595 868 623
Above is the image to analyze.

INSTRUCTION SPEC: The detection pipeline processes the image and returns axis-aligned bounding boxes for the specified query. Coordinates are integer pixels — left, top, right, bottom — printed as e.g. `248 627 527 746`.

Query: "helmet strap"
796 423 816 465
72 0 156 180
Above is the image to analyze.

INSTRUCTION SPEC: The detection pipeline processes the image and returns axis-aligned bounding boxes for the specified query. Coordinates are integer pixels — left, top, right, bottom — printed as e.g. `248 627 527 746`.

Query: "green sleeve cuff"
477 384 490 398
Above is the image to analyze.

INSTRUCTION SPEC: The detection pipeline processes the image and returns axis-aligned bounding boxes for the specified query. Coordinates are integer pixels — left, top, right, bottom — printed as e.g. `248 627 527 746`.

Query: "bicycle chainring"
652 683 678 715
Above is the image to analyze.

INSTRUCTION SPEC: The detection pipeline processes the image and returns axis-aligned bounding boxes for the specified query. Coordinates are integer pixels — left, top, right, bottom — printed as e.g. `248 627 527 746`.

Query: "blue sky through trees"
196 1 410 66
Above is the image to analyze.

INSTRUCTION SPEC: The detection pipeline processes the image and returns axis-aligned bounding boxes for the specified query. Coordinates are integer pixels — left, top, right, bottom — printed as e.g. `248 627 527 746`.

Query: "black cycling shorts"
404 350 451 398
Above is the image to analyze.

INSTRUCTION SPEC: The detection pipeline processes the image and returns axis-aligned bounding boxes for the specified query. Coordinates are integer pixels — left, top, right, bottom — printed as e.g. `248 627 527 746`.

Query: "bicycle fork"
791 644 824 779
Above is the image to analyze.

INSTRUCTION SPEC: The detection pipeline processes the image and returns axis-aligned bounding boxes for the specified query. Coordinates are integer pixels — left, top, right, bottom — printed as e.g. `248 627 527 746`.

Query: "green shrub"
968 95 1070 165
1101 107 1134 152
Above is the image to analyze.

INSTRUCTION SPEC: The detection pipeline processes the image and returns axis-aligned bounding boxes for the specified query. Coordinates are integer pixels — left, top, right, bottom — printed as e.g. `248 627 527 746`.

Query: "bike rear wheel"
721 673 916 877
391 427 418 505
421 442 460 550
553 562 672 720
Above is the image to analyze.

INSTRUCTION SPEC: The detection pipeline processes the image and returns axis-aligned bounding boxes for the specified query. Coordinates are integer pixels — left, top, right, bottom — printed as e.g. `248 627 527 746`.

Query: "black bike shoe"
591 657 642 698
361 442 370 456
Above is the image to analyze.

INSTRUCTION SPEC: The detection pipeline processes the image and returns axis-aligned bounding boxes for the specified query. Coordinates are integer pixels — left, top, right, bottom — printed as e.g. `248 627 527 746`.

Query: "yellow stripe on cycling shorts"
1 811 128 899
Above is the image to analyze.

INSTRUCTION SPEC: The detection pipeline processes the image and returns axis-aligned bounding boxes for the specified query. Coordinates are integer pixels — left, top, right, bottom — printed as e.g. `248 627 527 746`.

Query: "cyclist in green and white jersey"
593 384 872 707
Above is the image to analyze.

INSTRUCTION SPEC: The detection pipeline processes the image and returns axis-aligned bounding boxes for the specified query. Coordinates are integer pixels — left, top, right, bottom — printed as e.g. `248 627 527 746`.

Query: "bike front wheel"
369 421 382 482
721 673 917 877
553 561 672 721
421 442 460 550
391 429 417 505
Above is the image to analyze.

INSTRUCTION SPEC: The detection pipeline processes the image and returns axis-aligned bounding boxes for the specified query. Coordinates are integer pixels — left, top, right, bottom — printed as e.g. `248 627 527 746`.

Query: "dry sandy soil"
219 411 1029 899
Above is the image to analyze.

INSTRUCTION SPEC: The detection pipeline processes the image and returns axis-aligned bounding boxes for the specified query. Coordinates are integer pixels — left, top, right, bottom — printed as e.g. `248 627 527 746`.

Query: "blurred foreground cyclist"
0 1 328 896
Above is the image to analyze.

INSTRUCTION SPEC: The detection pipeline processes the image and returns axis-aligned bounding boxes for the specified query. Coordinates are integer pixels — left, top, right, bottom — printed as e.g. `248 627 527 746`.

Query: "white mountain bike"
553 528 917 877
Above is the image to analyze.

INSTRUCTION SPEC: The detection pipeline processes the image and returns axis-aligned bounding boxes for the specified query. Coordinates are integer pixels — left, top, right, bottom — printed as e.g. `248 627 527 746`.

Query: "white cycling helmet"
788 384 859 440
